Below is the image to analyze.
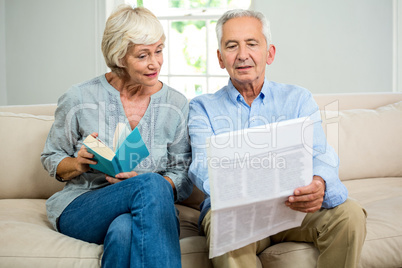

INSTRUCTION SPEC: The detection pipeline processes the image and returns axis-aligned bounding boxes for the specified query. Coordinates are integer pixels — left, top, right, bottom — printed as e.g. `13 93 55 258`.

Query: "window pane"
227 0 251 9
207 20 227 76
141 0 251 10
170 0 226 9
159 75 169 85
169 76 207 98
160 20 169 76
169 20 206 75
208 77 229 93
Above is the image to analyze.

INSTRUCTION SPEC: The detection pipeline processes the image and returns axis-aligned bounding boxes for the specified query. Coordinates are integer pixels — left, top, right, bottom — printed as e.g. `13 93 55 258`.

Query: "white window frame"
157 11 229 95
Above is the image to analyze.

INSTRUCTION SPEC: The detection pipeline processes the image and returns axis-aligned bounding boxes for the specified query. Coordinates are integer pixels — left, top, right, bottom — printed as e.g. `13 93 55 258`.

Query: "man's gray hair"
216 9 272 51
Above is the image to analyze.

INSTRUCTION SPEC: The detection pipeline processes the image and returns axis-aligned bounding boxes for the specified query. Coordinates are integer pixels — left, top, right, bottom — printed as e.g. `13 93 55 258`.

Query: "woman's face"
122 39 164 87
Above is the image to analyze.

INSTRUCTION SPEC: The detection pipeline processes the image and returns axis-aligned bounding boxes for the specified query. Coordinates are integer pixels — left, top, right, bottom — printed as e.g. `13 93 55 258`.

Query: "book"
83 127 149 177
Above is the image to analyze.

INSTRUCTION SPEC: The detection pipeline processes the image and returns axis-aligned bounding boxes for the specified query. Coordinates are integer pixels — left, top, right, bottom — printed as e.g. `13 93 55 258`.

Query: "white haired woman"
41 5 191 268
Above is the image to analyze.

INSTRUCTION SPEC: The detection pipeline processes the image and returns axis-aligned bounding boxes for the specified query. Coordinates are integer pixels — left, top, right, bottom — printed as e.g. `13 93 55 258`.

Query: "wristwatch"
55 174 67 182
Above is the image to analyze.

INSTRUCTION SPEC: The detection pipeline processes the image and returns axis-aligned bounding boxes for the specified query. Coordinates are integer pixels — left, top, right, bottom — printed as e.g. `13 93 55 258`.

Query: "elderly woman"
41 5 191 268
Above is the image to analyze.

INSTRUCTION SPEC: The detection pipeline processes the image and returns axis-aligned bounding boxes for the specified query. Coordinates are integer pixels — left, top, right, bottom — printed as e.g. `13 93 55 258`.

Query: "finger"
82 158 97 165
286 200 322 213
115 171 138 180
294 179 324 196
106 175 123 184
77 146 96 164
287 198 322 208
287 204 321 213
288 191 323 203
77 146 92 158
77 153 97 165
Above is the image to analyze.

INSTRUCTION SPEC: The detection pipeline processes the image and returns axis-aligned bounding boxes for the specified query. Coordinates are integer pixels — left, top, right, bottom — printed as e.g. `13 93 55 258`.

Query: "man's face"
217 16 275 90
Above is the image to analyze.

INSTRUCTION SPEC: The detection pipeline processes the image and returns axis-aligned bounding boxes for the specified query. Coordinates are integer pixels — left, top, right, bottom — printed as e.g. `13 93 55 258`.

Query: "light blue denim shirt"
188 78 347 220
41 75 192 230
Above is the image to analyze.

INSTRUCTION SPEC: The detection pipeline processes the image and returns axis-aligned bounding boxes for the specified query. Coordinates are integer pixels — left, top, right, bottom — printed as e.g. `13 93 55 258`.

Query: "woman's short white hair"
102 5 165 77
216 9 271 51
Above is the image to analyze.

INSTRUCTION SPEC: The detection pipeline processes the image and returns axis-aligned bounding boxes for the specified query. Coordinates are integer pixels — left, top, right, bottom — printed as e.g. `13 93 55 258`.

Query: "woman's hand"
74 132 99 173
75 146 96 173
106 171 139 184
55 132 99 181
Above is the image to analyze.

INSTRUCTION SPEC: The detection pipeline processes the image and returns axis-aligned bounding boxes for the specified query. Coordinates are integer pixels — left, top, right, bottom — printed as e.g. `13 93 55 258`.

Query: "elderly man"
188 9 367 268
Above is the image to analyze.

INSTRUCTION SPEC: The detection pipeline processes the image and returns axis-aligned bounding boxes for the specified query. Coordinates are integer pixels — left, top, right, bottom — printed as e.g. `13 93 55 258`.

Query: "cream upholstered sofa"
0 92 402 268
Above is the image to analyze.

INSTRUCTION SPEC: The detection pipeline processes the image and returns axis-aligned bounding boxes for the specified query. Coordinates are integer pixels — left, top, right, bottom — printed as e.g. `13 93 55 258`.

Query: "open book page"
84 135 115 160
113 122 131 152
207 117 314 258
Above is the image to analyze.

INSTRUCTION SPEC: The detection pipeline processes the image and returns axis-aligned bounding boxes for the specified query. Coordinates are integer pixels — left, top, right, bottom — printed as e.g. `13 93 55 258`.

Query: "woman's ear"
266 45 276 65
117 58 126 68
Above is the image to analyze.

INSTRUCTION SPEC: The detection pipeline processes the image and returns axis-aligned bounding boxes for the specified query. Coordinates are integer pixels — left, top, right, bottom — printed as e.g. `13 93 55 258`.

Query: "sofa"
0 92 401 268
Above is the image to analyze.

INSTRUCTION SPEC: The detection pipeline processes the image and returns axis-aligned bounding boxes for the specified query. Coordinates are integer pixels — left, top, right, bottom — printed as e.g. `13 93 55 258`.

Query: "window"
126 0 251 98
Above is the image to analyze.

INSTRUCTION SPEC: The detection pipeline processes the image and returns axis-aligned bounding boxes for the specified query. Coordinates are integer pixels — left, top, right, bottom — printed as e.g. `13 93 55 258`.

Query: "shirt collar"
226 78 270 105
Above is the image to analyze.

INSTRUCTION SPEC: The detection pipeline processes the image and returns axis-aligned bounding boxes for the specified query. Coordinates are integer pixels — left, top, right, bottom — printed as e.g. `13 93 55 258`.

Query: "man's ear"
217 49 225 69
266 45 276 65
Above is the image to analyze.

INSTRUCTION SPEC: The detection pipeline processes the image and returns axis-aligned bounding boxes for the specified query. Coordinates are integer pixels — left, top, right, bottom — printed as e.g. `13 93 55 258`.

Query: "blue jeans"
58 173 181 268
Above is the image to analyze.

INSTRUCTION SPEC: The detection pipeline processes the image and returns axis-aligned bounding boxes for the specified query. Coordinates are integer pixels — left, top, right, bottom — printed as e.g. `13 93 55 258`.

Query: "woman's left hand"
106 171 138 184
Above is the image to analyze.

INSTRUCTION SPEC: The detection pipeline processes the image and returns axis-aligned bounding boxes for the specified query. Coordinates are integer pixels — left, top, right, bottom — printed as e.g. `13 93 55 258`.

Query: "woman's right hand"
75 145 97 173
75 132 99 173
55 132 99 181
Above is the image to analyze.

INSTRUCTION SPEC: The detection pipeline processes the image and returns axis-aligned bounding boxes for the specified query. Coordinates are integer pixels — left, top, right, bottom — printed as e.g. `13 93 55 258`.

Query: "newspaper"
206 117 314 258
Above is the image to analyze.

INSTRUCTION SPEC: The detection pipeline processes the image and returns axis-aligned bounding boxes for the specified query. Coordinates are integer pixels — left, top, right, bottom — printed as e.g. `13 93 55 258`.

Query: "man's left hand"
285 175 326 213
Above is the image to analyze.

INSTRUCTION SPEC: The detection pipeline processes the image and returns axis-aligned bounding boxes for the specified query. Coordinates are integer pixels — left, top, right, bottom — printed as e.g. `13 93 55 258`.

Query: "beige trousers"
201 198 367 268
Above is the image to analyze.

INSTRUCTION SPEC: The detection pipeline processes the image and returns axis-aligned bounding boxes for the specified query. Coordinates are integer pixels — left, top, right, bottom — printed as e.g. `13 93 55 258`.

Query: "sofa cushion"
322 101 402 181
0 104 57 116
344 177 402 268
0 199 103 267
0 112 64 199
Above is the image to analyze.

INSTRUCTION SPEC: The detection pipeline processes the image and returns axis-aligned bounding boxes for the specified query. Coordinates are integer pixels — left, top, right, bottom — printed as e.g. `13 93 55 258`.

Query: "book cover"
83 127 149 177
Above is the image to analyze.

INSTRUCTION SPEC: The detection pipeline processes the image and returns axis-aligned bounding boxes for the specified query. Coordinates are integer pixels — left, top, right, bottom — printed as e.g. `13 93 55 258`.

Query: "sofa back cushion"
0 112 64 199
0 104 57 116
321 101 402 181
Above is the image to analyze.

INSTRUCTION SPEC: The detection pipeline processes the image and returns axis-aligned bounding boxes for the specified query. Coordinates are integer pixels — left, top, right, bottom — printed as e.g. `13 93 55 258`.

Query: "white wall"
1 0 400 105
252 0 398 94
3 0 107 105
0 0 7 105
396 0 402 92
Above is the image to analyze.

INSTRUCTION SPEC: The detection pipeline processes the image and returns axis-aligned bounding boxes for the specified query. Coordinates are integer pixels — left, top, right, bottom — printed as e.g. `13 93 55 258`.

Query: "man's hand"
285 176 326 213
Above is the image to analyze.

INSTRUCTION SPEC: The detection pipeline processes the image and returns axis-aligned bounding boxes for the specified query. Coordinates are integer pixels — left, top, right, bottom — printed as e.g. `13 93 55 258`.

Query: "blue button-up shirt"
188 78 347 219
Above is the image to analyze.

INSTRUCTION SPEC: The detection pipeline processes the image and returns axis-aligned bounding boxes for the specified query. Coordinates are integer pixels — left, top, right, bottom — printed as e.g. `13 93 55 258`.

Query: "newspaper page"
206 117 314 258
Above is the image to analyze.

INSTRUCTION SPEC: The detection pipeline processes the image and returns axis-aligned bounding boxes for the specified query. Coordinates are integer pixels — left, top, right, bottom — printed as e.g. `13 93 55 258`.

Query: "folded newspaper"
206 117 314 258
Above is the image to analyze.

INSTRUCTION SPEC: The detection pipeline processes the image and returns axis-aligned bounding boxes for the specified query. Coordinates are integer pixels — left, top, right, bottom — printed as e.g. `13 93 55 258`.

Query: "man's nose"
237 45 248 61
